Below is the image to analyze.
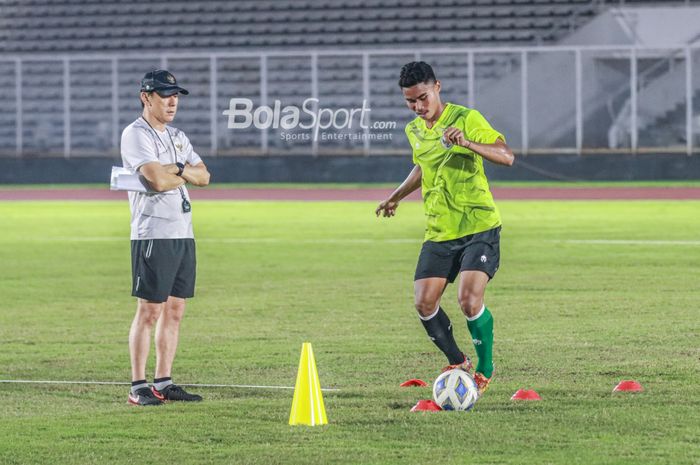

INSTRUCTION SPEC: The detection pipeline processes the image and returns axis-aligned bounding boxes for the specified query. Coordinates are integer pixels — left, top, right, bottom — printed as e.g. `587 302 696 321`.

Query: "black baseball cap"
140 69 189 96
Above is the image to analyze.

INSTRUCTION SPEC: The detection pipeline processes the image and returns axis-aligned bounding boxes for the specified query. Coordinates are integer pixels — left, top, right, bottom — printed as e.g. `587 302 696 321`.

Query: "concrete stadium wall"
2 154 700 184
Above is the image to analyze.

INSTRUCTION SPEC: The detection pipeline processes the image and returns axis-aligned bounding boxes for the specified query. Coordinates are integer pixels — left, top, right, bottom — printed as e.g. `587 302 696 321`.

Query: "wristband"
175 162 185 177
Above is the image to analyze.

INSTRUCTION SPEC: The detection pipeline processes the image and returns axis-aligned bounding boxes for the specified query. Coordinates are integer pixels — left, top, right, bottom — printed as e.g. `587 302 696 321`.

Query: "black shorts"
131 239 196 303
414 227 501 283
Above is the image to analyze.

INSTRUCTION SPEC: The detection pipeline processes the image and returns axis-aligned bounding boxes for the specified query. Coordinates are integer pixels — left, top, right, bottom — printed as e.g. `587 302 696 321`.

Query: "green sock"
467 306 494 378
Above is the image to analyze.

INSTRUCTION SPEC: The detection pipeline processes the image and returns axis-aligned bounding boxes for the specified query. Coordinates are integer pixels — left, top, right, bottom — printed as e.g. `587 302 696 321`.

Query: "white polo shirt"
120 117 203 240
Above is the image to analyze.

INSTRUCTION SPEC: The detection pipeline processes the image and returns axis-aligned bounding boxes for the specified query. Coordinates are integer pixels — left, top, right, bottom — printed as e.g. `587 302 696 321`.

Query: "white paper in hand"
110 166 153 193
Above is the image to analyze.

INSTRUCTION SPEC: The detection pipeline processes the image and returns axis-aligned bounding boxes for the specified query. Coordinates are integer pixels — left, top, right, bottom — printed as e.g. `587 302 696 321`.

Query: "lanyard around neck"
141 116 178 164
140 117 188 206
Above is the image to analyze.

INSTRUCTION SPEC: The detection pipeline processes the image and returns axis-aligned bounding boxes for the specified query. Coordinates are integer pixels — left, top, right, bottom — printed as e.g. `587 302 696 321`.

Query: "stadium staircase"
474 3 700 151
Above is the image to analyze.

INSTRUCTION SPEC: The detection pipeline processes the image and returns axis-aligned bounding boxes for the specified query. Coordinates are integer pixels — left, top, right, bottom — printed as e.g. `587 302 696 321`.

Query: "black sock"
420 307 464 365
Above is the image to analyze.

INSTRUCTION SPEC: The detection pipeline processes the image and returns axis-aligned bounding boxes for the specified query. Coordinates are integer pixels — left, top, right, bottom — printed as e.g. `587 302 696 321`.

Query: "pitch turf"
2 180 700 190
1 200 698 465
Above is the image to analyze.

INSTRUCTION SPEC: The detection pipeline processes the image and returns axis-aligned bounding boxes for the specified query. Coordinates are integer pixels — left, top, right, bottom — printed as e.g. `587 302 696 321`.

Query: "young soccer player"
376 62 514 394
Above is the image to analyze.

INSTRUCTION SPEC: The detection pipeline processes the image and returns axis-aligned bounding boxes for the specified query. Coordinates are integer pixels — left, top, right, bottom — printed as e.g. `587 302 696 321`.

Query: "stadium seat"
0 0 609 154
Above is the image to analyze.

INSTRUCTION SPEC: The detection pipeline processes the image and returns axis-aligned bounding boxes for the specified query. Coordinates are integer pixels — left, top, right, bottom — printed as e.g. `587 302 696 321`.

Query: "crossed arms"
139 162 211 193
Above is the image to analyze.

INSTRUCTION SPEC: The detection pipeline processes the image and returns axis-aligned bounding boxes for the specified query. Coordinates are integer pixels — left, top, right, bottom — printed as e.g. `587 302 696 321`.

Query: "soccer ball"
432 369 479 411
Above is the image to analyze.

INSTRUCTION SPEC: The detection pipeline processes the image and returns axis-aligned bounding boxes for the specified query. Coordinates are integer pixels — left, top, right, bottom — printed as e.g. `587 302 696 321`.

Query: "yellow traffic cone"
289 342 328 426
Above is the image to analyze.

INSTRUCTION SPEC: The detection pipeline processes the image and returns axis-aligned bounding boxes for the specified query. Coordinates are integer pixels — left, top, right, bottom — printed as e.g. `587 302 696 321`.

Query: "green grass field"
1 199 699 465
2 180 700 189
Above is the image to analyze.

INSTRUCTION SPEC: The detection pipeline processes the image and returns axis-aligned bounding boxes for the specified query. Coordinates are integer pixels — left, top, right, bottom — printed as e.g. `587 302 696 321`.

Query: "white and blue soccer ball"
432 369 479 411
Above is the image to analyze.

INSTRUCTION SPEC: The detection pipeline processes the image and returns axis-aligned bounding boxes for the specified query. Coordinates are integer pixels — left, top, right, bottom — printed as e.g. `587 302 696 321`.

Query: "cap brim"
155 86 189 97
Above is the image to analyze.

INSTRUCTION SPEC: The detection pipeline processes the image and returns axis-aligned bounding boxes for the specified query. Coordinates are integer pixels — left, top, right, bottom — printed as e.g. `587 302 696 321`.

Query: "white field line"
200 238 418 244
555 239 700 246
7 237 420 244
13 237 700 246
0 379 340 392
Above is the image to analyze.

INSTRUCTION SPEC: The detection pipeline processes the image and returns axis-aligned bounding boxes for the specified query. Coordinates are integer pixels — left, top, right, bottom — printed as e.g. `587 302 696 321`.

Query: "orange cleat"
441 353 473 373
473 368 494 395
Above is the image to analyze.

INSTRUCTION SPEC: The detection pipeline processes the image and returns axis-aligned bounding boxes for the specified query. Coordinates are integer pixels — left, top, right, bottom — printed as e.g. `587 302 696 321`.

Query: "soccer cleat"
152 384 203 402
441 353 473 373
128 387 163 406
473 368 494 395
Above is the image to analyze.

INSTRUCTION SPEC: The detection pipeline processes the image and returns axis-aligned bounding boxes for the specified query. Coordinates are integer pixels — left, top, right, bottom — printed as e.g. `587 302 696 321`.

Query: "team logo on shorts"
480 255 487 263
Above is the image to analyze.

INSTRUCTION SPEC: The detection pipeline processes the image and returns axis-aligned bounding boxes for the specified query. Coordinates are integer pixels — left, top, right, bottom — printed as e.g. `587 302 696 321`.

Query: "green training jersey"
405 103 505 242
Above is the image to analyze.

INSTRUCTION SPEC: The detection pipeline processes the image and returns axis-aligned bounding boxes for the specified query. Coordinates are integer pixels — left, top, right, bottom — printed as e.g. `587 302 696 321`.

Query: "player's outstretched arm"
139 161 186 192
443 127 515 167
181 162 211 187
376 164 422 218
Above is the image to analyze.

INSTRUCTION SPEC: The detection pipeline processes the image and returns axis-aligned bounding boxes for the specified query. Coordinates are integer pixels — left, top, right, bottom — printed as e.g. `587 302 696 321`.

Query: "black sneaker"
152 384 203 402
128 387 163 406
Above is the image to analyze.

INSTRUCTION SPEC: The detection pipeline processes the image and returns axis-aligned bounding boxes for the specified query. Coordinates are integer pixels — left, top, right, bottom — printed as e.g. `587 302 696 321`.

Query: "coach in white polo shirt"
121 69 211 406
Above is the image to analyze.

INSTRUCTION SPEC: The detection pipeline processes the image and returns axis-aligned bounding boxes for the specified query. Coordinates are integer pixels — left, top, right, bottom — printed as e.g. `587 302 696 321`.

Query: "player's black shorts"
131 239 196 303
414 226 500 283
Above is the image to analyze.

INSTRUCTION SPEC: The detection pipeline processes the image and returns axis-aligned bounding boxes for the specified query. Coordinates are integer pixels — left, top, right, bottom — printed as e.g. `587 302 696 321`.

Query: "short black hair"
398 61 437 88
140 91 152 109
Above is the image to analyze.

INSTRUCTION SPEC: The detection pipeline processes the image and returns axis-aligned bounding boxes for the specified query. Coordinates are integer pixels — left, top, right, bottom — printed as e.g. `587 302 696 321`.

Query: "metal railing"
1 44 698 158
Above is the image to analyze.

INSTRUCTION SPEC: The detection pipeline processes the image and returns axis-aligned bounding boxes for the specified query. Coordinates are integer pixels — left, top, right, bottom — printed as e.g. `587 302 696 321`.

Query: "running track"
1 187 700 201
